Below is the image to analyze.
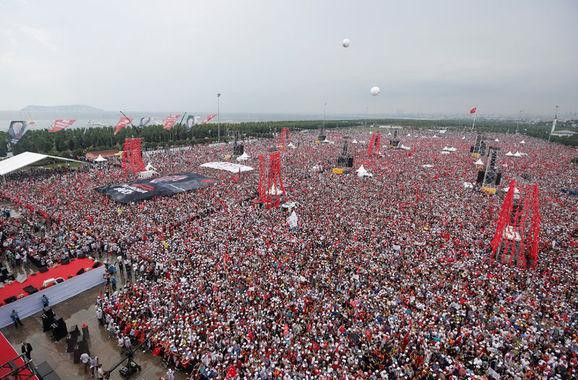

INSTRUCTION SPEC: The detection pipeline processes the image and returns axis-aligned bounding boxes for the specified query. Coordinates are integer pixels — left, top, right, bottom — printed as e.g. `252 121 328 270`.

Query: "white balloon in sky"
370 86 381 96
341 38 350 48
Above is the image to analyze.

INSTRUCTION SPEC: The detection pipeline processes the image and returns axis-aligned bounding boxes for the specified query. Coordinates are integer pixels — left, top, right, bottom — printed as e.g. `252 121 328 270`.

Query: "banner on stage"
97 172 216 203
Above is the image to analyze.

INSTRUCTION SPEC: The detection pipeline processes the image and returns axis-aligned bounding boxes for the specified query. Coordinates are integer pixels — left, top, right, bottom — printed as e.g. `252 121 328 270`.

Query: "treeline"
0 118 576 159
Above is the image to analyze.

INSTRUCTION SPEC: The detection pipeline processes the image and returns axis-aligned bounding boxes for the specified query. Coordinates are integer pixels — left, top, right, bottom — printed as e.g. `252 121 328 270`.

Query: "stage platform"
0 261 105 328
0 258 97 307
0 331 39 379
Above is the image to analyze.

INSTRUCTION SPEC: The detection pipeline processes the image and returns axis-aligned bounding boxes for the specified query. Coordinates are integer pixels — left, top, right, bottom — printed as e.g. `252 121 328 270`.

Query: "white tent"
463 182 474 189
400 144 411 151
311 164 323 172
0 151 83 176
267 184 284 195
474 158 484 165
351 139 358 144
356 165 373 177
520 140 526 144
422 164 434 168
236 152 250 161
94 155 107 162
513 151 522 157
442 146 457 152
138 170 157 179
281 201 299 209
440 151 450 155
200 162 254 173
461 136 466 139
322 138 334 144
287 142 296 149
494 138 500 142
505 151 514 157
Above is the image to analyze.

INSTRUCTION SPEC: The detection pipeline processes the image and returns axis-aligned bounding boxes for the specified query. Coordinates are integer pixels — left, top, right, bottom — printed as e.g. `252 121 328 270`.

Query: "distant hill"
20 104 104 113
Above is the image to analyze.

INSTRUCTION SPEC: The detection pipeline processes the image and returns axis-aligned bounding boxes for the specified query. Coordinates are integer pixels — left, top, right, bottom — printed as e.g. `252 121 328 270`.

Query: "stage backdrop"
0 266 105 329
97 172 216 203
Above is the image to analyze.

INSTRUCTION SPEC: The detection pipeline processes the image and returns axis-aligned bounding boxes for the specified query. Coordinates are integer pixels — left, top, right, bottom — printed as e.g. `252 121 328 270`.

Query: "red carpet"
0 258 96 306
0 331 37 378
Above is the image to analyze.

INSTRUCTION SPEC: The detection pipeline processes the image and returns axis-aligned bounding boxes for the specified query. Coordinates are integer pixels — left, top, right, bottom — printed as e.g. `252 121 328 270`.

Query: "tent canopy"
0 151 84 176
200 162 254 173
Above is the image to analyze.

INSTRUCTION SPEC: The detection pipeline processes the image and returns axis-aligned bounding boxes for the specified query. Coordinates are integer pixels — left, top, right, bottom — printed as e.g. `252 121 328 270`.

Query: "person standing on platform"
41 294 49 308
11 310 23 328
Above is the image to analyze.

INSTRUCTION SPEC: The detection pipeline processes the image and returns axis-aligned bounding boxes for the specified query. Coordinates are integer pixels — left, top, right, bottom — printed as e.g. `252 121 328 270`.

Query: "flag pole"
548 105 558 142
470 110 477 133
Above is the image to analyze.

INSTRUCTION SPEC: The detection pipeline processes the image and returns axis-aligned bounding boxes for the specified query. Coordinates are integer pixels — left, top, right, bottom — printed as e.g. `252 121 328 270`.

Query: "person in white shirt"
80 352 90 373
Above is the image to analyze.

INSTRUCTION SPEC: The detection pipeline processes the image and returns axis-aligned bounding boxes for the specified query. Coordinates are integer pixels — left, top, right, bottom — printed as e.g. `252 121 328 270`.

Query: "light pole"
549 105 559 142
217 93 221 141
322 102 327 131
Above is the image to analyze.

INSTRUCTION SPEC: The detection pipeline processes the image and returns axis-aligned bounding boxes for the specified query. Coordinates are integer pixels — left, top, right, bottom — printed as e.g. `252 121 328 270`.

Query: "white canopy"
356 165 373 177
236 152 250 161
200 162 254 173
137 170 157 179
440 151 450 155
422 164 434 168
520 140 526 144
400 144 411 151
442 146 457 152
463 182 474 189
267 184 284 195
474 158 484 165
513 151 523 157
505 151 514 156
0 151 83 176
281 201 300 209
94 154 107 162
351 139 358 144
494 138 500 142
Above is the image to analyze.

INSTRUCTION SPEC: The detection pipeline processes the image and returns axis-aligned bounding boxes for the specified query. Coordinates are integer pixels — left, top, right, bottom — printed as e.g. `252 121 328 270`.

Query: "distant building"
551 130 576 137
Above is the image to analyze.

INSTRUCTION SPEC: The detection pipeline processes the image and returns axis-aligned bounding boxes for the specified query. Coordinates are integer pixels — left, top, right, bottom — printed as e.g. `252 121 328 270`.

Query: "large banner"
8 121 29 144
97 172 216 203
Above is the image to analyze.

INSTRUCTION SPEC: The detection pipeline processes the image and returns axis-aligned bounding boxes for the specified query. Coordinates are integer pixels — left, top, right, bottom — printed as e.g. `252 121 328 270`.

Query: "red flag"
114 116 132 135
163 114 180 130
469 107 477 114
202 113 217 124
48 119 76 132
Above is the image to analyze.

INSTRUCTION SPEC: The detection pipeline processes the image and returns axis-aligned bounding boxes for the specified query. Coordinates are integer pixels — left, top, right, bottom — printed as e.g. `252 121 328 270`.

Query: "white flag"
287 211 298 229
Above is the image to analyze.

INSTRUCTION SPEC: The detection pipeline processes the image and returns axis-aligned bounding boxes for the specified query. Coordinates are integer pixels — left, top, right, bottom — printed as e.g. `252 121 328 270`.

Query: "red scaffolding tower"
122 138 145 173
367 132 381 156
279 128 289 151
490 179 540 269
255 151 285 207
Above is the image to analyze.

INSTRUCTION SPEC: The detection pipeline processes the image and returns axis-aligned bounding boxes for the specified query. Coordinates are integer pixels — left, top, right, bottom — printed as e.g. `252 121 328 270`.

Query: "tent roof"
0 151 84 176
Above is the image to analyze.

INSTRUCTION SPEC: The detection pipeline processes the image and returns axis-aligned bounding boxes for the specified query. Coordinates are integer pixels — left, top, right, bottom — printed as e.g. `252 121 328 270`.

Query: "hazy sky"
1 0 576 116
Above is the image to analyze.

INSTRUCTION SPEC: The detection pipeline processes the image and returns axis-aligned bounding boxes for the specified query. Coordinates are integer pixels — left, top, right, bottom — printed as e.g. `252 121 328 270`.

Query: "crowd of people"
1 129 576 379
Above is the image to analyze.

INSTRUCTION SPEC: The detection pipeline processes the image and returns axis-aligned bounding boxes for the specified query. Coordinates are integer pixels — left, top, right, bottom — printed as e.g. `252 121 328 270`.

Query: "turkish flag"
48 119 76 132
469 107 477 114
114 116 132 135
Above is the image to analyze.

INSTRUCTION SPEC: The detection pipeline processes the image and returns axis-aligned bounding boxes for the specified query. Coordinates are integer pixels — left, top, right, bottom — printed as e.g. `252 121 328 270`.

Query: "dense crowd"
1 130 577 379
